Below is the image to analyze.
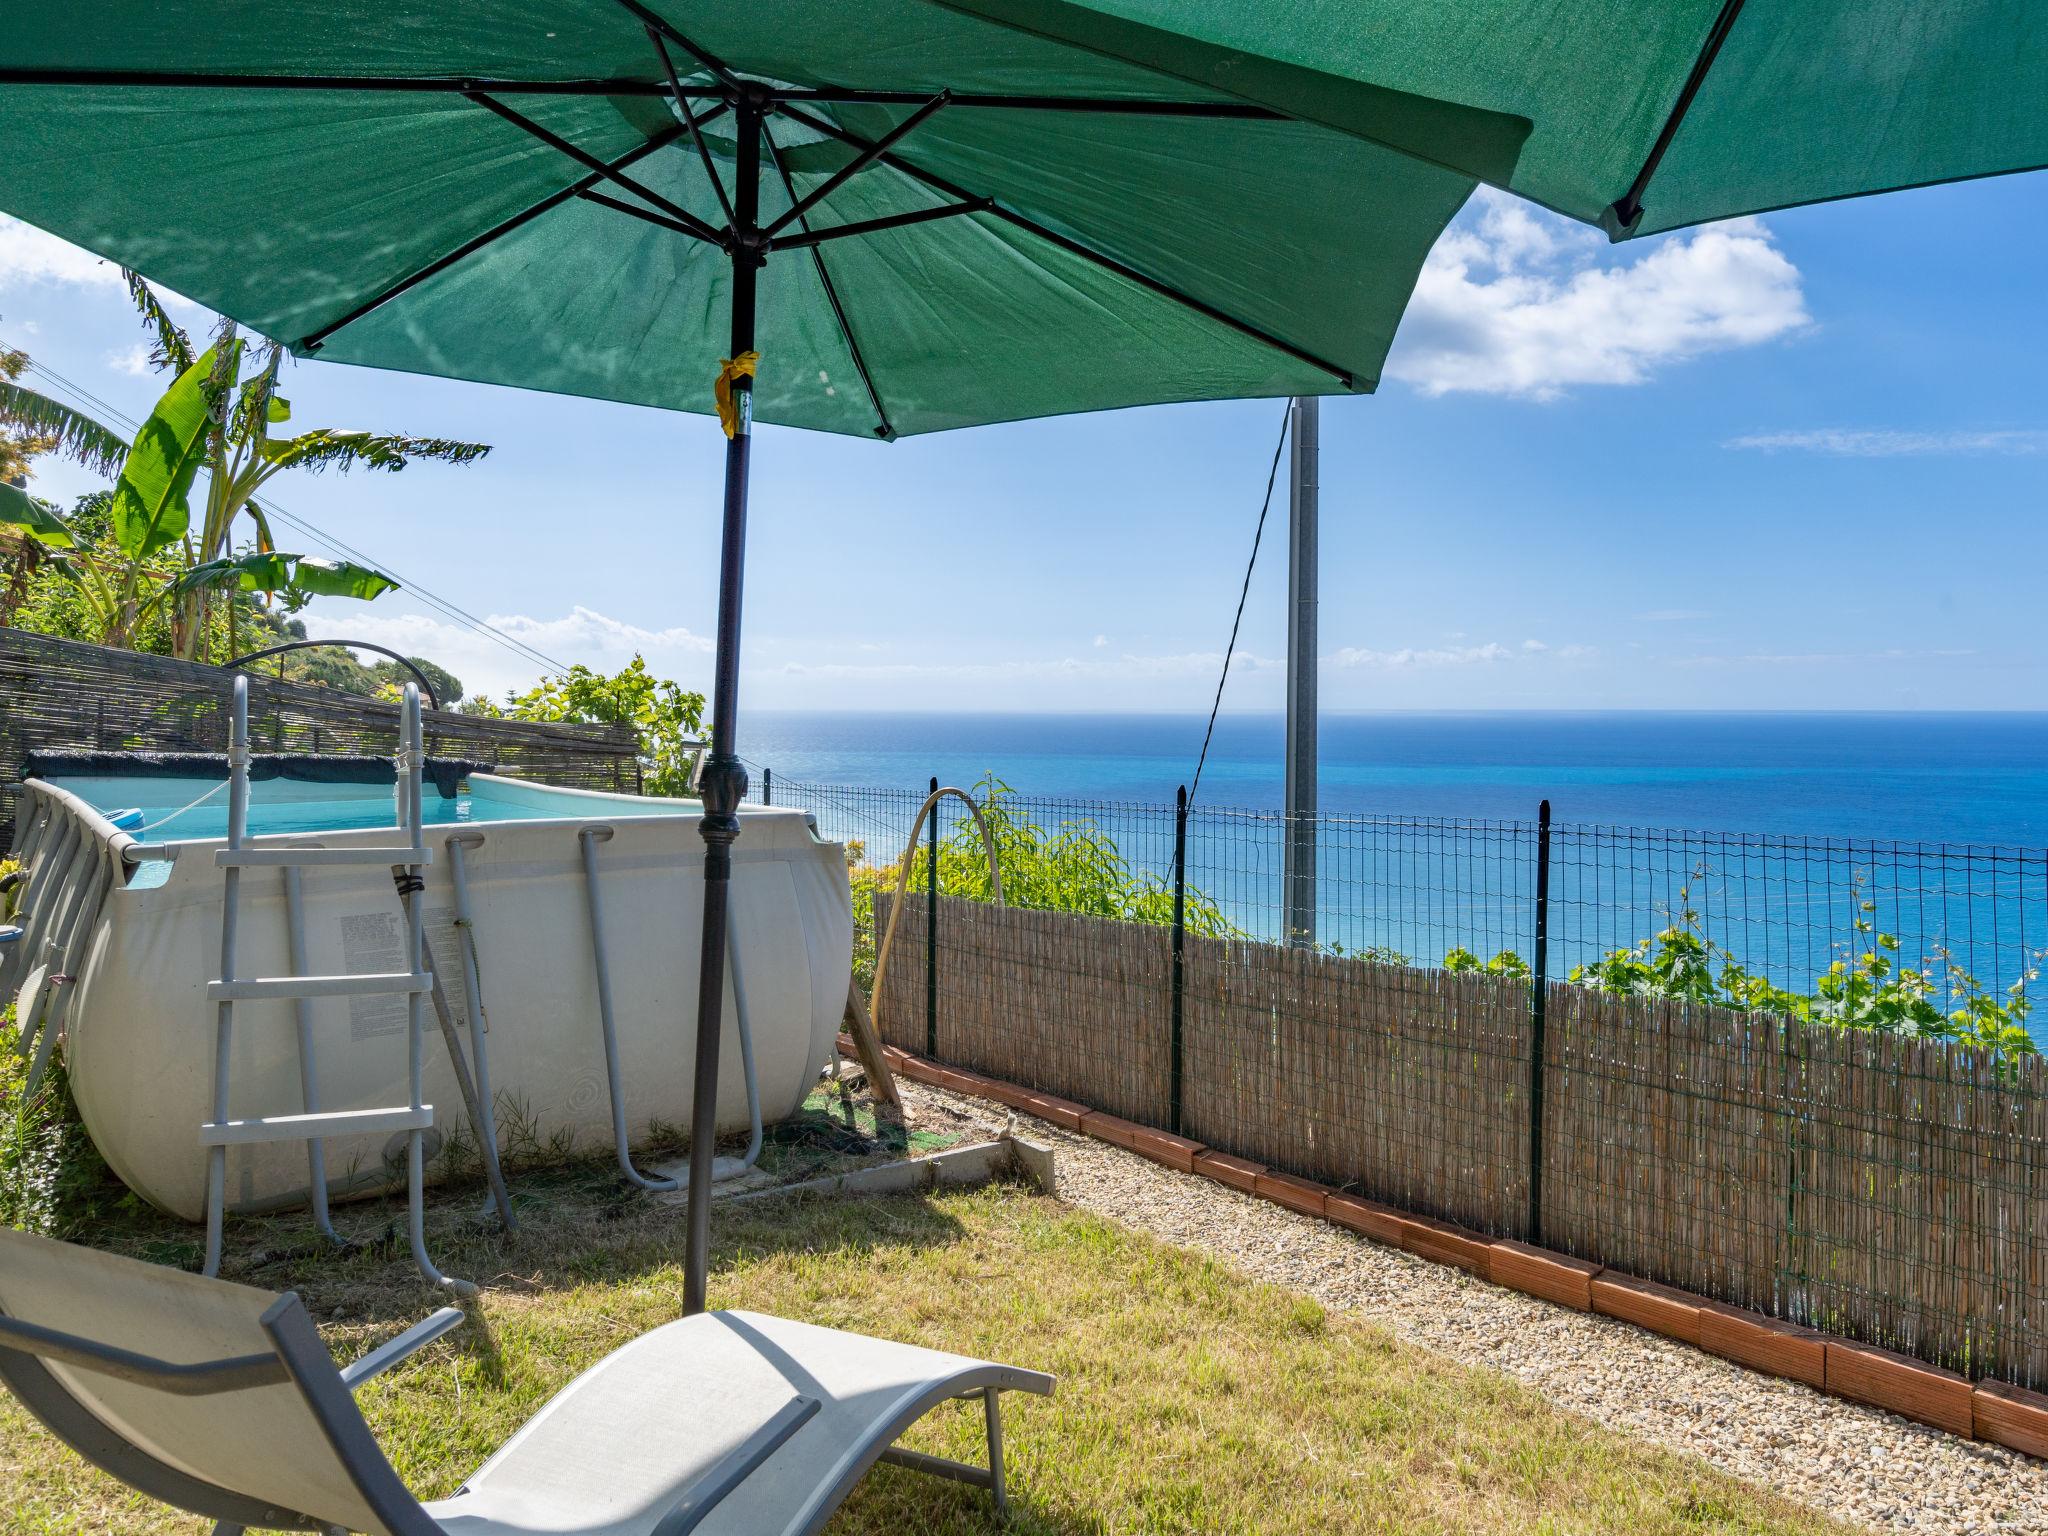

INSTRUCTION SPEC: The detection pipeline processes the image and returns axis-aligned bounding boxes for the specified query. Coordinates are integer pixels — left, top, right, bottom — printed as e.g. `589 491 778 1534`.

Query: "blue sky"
3 170 2043 713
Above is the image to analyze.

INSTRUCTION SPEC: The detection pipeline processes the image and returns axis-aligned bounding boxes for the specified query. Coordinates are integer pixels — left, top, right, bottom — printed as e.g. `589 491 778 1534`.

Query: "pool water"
45 775 690 846
116 789 508 844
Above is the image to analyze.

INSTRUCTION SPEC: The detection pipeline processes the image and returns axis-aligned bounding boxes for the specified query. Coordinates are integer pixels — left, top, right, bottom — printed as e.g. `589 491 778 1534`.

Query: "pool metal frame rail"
200 676 476 1296
3 786 120 1094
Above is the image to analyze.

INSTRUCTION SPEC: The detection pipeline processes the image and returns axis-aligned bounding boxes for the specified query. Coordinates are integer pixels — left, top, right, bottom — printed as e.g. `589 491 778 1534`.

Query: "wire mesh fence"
755 769 2048 1030
764 766 2048 1387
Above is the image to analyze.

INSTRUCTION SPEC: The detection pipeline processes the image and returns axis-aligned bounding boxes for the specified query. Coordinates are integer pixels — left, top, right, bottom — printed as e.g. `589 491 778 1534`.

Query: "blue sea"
744 711 2048 1041
746 711 2048 846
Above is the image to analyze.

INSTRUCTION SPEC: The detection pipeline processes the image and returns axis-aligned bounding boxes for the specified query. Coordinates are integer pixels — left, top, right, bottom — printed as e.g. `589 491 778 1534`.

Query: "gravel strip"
894 1079 2045 1536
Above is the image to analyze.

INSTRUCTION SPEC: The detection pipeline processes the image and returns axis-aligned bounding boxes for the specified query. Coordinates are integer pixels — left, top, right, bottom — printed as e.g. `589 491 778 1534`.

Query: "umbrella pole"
684 93 765 1317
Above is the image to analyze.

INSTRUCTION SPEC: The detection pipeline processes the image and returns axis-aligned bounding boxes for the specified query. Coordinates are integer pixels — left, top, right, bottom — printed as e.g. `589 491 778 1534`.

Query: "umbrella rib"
606 0 746 97
763 119 895 440
0 68 721 98
762 93 951 239
644 26 736 228
779 104 1355 389
1606 0 1748 235
772 199 995 250
780 88 1280 119
0 69 1278 118
464 91 727 245
298 119 700 351
578 189 723 242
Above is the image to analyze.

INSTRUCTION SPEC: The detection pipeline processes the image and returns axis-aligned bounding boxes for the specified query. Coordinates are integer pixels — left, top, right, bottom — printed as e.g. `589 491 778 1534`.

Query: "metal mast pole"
1283 395 1319 948
684 90 764 1317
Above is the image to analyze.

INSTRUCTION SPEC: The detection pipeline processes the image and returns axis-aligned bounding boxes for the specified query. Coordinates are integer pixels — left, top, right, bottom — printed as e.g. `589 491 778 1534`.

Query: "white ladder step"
207 972 431 1003
215 846 432 869
200 1104 434 1147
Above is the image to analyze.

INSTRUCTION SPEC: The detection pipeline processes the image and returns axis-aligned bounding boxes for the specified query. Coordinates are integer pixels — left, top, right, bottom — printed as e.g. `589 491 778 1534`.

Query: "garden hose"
869 786 1003 1047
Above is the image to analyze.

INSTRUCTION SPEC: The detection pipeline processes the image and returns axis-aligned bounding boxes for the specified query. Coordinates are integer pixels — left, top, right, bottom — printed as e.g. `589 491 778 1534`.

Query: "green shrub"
0 1045 127 1237
1469 894 2038 1058
870 775 1239 937
465 655 706 796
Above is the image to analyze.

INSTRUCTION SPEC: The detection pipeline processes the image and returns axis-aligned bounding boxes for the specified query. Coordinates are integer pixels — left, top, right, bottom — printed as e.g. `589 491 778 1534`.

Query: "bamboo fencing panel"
878 891 2048 1386
1540 986 1794 1311
1182 937 1532 1236
875 891 1172 1128
2 628 642 842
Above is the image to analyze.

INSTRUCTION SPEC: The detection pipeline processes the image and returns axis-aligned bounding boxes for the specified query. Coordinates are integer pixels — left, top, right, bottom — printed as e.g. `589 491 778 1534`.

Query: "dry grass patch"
2 1174 1858 1536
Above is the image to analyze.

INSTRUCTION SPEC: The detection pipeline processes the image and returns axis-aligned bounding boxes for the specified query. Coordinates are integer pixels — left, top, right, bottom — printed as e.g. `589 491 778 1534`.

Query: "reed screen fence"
2 628 643 843
763 770 2048 1389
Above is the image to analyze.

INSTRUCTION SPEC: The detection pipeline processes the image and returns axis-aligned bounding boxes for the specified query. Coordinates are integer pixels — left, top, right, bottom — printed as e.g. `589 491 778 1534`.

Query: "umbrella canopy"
939 0 2048 238
0 1 1533 437
0 0 1540 1312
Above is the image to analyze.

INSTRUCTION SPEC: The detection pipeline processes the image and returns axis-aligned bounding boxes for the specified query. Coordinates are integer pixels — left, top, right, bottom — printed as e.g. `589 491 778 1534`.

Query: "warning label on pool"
342 911 408 1041
341 907 469 1042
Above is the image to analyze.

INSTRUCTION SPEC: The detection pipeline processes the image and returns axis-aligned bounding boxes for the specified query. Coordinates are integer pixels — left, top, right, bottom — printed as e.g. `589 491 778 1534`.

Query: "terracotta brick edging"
848 1041 2048 1460
1590 1272 1702 1344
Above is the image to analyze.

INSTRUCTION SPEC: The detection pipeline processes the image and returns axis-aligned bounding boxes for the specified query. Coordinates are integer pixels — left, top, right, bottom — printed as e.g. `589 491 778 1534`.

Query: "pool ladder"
200 676 475 1295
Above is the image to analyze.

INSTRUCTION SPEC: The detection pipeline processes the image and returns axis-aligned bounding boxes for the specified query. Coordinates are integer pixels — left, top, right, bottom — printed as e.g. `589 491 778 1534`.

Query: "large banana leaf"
258 427 491 474
169 549 398 600
0 481 75 547
289 555 399 599
111 343 224 560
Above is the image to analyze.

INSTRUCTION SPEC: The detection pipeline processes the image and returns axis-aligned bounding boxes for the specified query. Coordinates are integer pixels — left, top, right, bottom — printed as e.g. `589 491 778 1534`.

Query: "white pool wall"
44 773 852 1221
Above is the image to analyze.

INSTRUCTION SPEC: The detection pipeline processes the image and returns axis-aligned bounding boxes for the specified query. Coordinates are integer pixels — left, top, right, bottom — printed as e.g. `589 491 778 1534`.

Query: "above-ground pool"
7 764 853 1222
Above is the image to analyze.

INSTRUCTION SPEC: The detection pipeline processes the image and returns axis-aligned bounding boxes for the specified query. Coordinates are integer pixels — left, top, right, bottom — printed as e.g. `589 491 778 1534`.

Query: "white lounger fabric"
1 1224 1053 1536
0 1228 392 1533
428 1309 1043 1536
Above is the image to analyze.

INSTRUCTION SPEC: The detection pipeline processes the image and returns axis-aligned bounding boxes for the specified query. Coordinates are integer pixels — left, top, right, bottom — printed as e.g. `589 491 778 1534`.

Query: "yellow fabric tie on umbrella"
716 351 760 438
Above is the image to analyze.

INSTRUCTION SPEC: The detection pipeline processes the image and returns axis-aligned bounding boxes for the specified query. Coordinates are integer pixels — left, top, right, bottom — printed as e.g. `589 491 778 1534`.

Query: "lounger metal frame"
0 1292 1045 1535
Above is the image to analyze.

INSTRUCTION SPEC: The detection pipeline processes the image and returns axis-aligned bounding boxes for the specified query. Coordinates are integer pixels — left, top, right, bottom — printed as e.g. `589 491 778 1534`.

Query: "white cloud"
1726 428 2048 457
105 343 152 376
1332 642 1509 668
1388 191 1809 400
297 603 712 703
0 215 204 312
0 216 124 291
1329 638 1597 669
1092 634 1108 648
777 647 1279 684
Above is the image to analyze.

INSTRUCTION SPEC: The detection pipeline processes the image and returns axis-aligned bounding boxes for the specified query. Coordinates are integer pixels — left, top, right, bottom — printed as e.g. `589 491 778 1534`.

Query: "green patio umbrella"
939 0 2048 238
0 1 1531 1311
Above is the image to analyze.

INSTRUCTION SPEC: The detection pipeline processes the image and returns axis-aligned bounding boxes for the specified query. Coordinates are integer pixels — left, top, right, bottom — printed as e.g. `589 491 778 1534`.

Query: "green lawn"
1 1169 1857 1536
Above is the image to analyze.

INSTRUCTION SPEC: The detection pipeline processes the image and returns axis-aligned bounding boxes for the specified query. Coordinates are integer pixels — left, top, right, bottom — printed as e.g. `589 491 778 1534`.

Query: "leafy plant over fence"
1446 890 2038 1057
849 782 2041 1059
845 777 1239 985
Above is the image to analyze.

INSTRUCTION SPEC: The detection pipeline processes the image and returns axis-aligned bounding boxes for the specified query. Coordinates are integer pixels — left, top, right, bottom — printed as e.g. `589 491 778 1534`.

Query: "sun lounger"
0 1225 1053 1535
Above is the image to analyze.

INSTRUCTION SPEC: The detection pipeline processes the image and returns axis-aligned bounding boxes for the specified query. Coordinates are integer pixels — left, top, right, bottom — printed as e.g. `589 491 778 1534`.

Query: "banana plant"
1 327 130 623
2 331 129 485
0 277 487 658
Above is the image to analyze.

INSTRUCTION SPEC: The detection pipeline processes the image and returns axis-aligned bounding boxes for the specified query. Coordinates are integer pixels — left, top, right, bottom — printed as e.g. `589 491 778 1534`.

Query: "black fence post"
1528 798 1552 1245
926 774 940 1059
1170 785 1189 1137
762 766 772 805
